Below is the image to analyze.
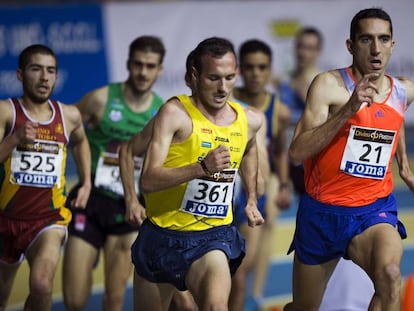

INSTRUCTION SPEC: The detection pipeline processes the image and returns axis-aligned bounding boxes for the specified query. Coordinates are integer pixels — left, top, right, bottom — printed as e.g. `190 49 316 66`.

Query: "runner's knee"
375 262 401 298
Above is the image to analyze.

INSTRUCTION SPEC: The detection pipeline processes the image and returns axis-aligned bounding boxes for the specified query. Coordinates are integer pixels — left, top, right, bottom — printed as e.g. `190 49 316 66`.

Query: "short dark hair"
18 44 57 71
350 7 393 41
128 35 166 64
296 26 323 49
192 37 236 74
238 39 272 64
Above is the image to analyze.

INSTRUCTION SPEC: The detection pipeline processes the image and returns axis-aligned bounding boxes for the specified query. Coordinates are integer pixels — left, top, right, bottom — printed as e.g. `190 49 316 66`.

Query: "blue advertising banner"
0 4 108 104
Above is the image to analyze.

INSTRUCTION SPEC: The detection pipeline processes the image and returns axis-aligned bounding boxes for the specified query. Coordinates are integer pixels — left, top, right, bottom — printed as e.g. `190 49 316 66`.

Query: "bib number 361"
180 170 237 218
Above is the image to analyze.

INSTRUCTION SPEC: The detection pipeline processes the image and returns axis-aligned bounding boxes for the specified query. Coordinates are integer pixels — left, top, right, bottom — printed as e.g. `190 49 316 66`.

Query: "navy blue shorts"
68 185 139 249
288 193 407 265
233 190 266 226
131 219 246 290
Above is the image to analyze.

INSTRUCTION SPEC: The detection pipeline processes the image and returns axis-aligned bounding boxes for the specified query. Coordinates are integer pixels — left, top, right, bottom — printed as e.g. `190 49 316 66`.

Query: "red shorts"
0 213 64 264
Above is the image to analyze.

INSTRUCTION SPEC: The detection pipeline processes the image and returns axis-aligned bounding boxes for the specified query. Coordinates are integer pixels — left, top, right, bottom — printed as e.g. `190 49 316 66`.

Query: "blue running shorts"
288 193 407 264
131 219 246 290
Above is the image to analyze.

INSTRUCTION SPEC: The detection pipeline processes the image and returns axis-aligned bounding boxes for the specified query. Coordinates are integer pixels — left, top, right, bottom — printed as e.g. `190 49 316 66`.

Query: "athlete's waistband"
303 192 397 215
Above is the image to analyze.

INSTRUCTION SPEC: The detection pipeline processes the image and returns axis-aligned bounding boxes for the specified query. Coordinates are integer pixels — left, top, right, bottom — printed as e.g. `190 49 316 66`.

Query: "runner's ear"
346 39 354 54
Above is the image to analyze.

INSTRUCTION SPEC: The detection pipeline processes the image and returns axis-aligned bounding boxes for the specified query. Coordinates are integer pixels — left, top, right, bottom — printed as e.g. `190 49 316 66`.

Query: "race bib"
180 169 237 218
95 152 143 196
340 125 396 179
10 140 64 188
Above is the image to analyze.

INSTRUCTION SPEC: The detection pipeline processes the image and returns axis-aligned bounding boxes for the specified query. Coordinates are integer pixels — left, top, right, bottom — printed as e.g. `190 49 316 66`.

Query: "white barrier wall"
1 1 413 121
103 0 414 122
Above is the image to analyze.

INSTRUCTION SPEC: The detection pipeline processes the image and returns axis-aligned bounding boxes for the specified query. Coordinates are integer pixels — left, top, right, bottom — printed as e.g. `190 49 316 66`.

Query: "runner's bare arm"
65 104 91 208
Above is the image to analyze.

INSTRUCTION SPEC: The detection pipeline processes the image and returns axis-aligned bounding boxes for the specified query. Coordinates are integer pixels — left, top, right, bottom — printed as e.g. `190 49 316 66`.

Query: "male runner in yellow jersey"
120 37 264 311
